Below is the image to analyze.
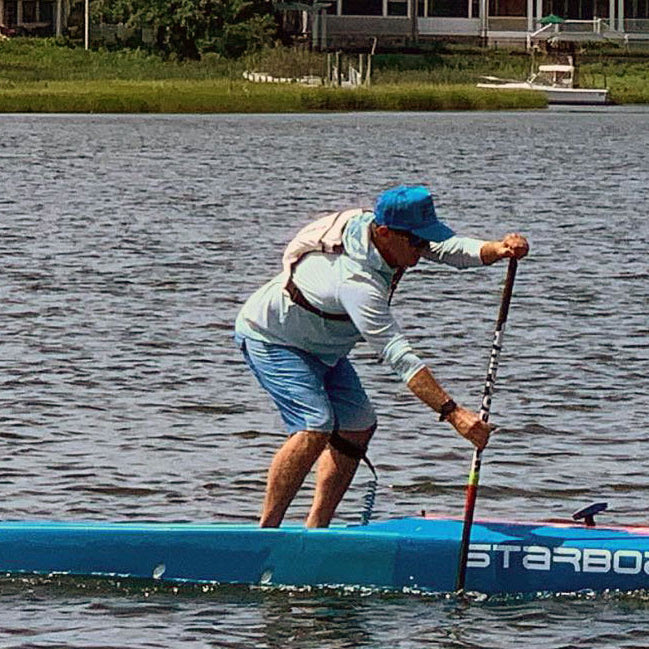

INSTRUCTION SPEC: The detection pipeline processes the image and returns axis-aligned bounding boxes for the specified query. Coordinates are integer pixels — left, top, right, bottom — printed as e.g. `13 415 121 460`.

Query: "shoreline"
0 79 547 113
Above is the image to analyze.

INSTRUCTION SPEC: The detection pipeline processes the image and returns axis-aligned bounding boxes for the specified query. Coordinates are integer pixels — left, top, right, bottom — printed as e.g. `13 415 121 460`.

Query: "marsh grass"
243 46 327 79
0 79 291 113
372 49 534 85
371 46 649 104
301 83 545 111
0 78 545 112
0 37 243 82
595 59 649 103
1 38 647 111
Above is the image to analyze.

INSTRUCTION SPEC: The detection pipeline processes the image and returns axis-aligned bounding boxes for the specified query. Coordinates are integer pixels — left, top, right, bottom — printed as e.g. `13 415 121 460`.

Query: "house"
3 0 648 48
1 0 70 36
276 0 649 49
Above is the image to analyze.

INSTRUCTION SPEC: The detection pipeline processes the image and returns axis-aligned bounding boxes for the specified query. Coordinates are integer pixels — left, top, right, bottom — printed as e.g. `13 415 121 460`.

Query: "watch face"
439 399 457 421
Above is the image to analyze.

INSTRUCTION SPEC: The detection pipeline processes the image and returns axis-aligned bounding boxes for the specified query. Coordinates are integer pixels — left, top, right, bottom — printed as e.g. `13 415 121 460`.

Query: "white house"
279 0 649 48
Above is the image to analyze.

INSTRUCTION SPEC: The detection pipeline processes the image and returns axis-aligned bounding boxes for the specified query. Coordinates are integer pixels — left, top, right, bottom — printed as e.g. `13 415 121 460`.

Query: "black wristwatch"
439 399 458 422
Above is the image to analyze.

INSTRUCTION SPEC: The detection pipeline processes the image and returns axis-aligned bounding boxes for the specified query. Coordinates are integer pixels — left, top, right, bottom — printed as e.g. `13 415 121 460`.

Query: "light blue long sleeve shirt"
235 212 485 383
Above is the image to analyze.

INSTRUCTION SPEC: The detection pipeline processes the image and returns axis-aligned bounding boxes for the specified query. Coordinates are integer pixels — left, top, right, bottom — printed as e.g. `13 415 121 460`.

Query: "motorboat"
477 61 609 105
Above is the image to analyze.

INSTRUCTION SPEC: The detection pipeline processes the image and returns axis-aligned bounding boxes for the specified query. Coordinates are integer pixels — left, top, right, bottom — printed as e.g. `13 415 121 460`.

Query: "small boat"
477 61 609 106
3 506 649 595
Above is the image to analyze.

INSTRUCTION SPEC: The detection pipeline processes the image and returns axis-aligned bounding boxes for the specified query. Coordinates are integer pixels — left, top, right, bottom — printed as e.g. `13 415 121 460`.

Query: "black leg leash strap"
327 423 379 526
329 431 378 526
329 431 377 480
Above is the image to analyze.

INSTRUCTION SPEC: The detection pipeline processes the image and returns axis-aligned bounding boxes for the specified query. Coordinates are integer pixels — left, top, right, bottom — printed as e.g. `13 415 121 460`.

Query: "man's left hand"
481 233 529 264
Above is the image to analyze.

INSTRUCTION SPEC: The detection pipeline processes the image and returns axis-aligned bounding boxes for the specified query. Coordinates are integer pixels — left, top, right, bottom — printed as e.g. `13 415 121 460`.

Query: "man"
235 185 528 528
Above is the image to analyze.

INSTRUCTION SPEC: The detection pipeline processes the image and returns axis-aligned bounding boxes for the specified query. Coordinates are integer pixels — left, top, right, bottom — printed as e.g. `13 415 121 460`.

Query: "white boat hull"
477 81 609 105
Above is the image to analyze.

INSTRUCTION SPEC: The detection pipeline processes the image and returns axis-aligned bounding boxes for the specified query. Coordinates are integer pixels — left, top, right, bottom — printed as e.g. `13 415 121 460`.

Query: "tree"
198 0 276 58
146 0 276 59
108 0 278 60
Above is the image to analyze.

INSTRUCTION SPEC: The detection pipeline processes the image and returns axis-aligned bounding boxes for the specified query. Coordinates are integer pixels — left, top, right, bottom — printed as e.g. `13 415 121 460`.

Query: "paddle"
455 257 518 594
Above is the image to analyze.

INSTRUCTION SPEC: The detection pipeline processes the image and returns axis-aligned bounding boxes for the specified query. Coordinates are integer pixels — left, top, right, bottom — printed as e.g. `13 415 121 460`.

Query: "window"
4 1 17 26
22 0 37 22
489 0 526 16
40 1 54 22
342 0 383 15
625 0 649 17
431 0 469 17
388 0 408 15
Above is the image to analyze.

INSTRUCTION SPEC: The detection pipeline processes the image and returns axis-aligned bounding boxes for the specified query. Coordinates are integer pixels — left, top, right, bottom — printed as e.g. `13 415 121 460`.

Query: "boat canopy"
537 64 574 73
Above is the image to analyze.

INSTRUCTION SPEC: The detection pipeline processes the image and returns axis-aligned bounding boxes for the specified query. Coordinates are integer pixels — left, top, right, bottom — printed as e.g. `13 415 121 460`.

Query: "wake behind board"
1 514 649 595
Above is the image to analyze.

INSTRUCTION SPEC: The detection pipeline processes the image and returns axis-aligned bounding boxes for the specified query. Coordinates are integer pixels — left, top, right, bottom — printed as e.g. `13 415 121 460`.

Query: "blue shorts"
237 337 376 435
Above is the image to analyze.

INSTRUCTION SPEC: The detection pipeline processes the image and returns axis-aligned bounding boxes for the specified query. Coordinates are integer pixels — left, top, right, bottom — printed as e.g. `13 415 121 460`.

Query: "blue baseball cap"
374 185 454 242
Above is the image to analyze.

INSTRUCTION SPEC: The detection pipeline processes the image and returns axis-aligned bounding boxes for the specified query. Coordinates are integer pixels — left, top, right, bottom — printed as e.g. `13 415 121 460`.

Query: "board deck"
2 517 649 594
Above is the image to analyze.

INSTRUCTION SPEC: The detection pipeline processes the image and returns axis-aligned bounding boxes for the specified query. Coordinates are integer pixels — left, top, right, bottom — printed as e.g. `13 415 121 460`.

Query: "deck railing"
417 17 480 36
526 18 620 48
625 18 649 33
486 17 528 32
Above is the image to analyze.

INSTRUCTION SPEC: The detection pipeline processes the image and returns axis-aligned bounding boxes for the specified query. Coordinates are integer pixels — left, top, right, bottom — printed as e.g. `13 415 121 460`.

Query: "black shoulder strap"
285 277 352 322
388 267 406 306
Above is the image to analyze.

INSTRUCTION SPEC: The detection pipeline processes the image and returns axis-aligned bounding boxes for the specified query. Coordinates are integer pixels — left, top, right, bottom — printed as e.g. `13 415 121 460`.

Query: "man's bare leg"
305 428 374 528
260 430 328 528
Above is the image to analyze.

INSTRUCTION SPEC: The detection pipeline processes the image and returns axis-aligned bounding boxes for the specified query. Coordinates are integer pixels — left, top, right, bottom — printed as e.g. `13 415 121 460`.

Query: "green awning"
540 14 566 24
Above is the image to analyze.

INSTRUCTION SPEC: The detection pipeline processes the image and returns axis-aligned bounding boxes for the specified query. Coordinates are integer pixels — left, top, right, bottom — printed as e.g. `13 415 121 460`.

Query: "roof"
538 64 574 72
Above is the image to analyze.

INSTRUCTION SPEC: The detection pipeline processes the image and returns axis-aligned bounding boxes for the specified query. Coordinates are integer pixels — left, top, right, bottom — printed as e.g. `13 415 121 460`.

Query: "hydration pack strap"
286 277 352 322
388 266 406 306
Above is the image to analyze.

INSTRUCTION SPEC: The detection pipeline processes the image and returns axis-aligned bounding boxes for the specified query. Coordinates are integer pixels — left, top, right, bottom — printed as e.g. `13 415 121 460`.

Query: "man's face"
386 229 429 268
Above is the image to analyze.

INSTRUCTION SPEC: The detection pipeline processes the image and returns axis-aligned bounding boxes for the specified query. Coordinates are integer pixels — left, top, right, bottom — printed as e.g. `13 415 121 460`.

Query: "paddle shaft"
455 257 518 593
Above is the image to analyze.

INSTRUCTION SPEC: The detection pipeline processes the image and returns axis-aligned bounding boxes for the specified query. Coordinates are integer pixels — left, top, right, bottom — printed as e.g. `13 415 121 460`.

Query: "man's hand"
480 233 529 265
446 406 494 450
407 368 494 450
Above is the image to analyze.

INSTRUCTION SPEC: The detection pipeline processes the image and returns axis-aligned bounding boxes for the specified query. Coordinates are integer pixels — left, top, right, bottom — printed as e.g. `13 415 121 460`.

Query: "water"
1 108 648 647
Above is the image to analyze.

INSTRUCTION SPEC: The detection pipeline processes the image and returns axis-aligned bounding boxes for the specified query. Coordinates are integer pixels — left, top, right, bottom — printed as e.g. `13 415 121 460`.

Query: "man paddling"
235 185 529 528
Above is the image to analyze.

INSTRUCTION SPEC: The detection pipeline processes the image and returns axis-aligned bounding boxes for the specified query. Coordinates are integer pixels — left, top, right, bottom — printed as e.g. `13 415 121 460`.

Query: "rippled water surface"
1 109 648 647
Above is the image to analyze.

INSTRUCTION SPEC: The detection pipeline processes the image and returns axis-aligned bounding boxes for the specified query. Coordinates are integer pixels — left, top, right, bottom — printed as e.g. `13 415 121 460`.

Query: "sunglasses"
395 230 428 249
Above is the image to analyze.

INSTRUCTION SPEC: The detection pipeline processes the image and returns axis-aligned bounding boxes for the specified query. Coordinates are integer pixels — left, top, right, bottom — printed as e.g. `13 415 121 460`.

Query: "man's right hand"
446 406 494 450
406 367 494 450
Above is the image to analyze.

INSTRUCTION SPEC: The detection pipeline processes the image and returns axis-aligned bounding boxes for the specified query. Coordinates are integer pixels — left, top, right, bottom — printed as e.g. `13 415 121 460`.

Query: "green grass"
372 49 534 85
369 45 649 104
0 37 243 81
0 78 545 113
300 83 545 112
0 39 546 112
2 37 648 111
591 58 649 103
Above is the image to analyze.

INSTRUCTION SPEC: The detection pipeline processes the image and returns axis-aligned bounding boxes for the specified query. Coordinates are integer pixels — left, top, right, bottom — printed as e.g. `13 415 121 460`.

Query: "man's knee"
342 422 376 444
289 430 330 453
